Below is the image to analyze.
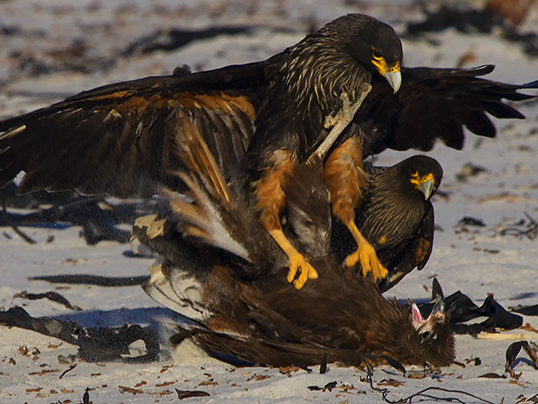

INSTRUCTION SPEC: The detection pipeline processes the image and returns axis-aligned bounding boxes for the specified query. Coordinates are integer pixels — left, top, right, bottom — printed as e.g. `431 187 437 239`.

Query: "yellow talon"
287 267 298 284
345 251 360 267
294 264 318 290
269 229 318 290
287 253 318 290
344 221 388 283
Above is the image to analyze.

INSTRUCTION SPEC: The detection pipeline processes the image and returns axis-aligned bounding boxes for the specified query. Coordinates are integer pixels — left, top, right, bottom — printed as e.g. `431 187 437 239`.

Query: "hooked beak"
384 69 402 94
409 295 446 331
372 55 402 93
409 299 425 329
430 295 445 317
411 172 436 200
419 178 434 200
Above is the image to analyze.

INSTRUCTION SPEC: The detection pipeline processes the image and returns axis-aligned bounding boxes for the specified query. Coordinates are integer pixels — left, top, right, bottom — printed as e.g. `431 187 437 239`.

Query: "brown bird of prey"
0 14 535 289
139 126 454 368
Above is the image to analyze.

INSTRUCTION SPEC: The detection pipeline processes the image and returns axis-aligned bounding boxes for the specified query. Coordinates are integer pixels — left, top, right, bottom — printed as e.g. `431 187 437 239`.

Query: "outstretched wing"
359 65 538 154
0 62 267 197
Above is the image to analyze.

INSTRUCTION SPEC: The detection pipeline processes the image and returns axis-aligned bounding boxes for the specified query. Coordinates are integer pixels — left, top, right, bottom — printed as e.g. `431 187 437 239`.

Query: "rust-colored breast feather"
414 231 431 265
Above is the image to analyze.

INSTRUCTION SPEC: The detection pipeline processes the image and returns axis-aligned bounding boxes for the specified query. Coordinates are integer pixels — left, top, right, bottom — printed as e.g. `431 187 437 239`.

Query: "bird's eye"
420 331 430 341
411 169 418 177
371 47 382 60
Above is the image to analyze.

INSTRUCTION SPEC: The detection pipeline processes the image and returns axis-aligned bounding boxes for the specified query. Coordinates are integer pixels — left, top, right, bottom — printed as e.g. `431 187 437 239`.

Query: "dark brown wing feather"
194 330 358 368
0 62 268 197
380 203 435 292
358 65 538 154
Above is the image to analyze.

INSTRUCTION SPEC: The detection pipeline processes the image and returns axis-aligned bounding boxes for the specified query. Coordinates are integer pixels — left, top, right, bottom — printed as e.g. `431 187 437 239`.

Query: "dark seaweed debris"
406 4 538 58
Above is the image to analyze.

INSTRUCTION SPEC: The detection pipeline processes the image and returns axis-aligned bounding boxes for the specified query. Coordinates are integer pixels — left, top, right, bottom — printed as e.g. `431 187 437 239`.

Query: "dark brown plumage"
280 156 332 259
332 155 443 292
194 261 454 368
140 126 454 368
0 14 535 289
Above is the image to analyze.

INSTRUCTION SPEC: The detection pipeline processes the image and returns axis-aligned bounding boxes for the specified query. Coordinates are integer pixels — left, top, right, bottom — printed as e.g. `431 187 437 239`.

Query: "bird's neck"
280 42 370 116
256 43 369 160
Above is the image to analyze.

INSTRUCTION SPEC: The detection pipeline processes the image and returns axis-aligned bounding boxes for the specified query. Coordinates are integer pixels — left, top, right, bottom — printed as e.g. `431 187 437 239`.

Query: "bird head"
409 296 445 335
406 296 455 366
397 155 443 200
342 14 403 93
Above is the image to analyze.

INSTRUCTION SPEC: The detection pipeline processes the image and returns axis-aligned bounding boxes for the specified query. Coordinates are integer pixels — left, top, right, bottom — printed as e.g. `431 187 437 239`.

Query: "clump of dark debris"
0 306 159 363
5 24 256 78
456 163 488 182
122 26 252 57
405 0 538 58
1 180 166 245
497 213 538 240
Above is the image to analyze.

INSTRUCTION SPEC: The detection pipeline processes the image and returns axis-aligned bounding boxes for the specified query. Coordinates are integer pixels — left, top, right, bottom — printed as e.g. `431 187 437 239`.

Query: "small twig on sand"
366 365 496 404
2 197 36 244
499 212 538 240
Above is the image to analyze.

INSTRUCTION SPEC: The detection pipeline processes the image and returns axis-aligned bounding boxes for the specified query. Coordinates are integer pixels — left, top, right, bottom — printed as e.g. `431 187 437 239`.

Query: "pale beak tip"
419 178 434 200
385 70 402 93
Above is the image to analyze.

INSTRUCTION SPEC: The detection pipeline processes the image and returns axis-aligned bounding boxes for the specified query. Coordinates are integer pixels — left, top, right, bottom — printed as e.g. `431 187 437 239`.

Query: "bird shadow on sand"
510 291 538 301
0 304 193 363
51 306 183 329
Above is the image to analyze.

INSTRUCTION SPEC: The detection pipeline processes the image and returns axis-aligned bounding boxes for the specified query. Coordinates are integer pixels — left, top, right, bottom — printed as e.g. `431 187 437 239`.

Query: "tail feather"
164 175 250 262
173 113 232 204
164 109 284 274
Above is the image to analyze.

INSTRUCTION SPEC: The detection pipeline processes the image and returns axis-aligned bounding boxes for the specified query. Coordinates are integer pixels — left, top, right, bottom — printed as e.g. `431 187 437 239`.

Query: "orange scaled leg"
256 84 374 289
325 136 388 283
344 219 388 282
254 150 318 290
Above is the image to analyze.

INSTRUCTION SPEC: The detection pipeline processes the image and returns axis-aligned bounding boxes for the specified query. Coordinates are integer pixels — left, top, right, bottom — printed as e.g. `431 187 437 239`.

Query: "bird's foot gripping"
344 220 387 284
286 252 319 290
345 243 388 283
269 228 318 290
